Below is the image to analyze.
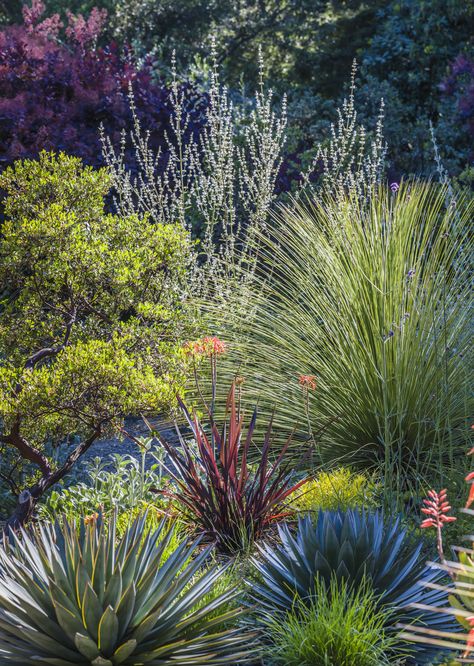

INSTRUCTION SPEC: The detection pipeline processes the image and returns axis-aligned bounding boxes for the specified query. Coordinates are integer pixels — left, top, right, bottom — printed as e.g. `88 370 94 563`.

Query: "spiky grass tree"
216 182 473 498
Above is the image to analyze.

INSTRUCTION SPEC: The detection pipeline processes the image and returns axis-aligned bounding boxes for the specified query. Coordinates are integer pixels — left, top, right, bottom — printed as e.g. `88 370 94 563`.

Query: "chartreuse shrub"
253 509 454 664
264 576 398 666
288 467 379 515
224 182 473 496
0 151 195 529
0 513 253 665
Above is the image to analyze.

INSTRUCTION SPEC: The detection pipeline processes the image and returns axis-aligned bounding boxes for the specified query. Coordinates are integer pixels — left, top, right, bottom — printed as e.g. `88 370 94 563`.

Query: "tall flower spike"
298 374 317 391
420 489 456 528
420 488 456 562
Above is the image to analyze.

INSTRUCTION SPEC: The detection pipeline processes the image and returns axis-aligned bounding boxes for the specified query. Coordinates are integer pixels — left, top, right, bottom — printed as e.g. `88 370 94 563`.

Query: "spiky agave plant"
157 382 308 554
219 181 473 494
0 513 253 665
252 509 455 664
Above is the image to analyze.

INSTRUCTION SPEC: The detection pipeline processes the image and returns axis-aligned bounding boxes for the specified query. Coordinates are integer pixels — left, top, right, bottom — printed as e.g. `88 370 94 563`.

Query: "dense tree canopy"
0 152 194 526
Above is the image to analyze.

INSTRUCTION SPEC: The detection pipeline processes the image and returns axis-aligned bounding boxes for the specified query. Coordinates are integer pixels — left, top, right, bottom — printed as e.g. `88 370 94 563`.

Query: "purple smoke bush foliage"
441 54 474 142
0 0 207 172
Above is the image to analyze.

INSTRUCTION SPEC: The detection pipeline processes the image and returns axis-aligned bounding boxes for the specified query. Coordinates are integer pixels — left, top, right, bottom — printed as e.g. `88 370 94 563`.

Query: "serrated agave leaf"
98 606 119 657
111 639 137 664
74 633 100 660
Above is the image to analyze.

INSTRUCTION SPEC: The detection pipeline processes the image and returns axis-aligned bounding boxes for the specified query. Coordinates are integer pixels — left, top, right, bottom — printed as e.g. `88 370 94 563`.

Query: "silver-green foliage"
224 182 473 489
38 451 166 522
0 514 252 665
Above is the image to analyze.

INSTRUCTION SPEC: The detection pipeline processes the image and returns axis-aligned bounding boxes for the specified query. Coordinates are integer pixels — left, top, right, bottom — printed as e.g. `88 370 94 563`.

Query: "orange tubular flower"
202 336 227 356
466 472 474 509
298 374 317 391
463 616 474 658
420 489 457 529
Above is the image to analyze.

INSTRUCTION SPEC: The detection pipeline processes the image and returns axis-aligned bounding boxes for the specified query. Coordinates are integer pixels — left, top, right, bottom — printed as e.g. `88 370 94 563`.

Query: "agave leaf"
116 582 136 640
103 569 123 611
52 600 85 645
98 606 119 657
92 533 107 604
91 657 113 666
82 583 103 642
75 563 92 610
74 633 100 660
111 639 137 664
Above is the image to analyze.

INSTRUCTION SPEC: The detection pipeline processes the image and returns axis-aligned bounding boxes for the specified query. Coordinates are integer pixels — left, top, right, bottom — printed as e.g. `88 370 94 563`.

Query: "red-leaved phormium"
155 382 308 554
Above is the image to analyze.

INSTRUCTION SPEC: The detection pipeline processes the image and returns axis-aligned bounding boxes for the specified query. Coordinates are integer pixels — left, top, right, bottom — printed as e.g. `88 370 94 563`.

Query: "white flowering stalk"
101 43 287 306
299 60 387 204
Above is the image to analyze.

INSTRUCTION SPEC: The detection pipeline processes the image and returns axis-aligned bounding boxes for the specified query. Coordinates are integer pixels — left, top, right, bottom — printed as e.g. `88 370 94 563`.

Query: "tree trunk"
3 428 101 535
5 488 39 532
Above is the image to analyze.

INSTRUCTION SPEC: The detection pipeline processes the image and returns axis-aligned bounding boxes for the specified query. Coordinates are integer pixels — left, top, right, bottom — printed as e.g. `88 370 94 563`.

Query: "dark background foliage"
0 0 472 183
0 1 207 176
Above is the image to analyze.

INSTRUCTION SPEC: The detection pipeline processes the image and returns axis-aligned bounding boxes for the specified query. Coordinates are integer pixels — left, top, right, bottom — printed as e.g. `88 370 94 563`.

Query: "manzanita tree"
0 151 195 529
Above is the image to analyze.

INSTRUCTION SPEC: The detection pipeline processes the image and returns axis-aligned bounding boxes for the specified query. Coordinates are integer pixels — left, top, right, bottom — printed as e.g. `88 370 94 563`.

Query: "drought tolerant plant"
264 575 399 666
157 381 308 554
0 513 253 664
398 442 474 661
102 43 287 298
226 181 473 495
0 152 194 529
253 509 453 663
38 452 168 523
288 467 379 515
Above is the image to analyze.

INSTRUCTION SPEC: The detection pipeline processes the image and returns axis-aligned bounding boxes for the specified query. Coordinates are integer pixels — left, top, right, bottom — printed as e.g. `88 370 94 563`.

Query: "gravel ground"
77 416 189 473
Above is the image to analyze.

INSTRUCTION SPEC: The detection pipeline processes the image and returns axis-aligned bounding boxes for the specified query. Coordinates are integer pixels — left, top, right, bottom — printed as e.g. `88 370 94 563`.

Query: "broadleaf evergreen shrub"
0 151 195 527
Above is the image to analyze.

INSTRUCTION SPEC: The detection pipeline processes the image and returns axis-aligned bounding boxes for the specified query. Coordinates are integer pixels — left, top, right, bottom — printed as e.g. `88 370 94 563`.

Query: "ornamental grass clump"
253 509 454 663
0 513 253 665
224 181 473 496
157 381 308 554
264 576 398 666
